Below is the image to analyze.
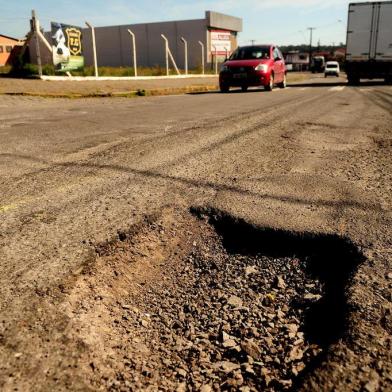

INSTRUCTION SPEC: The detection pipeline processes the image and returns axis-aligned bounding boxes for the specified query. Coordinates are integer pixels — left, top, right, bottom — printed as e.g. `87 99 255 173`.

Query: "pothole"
64 207 364 391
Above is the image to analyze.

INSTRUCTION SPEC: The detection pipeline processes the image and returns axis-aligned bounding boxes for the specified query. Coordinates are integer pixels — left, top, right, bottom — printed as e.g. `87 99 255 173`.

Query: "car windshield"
230 46 270 60
327 64 338 68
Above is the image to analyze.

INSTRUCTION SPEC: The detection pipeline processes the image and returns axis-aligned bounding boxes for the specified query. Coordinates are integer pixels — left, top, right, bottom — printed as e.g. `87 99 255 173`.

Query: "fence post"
31 10 42 77
161 34 180 76
181 37 188 75
213 45 218 75
198 41 205 75
161 34 169 76
127 29 137 77
85 21 98 77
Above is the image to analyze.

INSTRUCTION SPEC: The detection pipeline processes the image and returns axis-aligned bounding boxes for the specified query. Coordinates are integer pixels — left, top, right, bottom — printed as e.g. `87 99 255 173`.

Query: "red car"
219 45 287 92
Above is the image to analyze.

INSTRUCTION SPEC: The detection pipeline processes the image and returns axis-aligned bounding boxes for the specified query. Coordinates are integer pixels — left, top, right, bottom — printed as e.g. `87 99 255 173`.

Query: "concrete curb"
40 75 218 81
1 85 219 99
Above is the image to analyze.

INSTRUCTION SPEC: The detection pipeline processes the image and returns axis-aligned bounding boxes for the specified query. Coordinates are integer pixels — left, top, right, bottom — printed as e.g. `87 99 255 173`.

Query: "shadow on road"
188 88 270 95
290 80 390 88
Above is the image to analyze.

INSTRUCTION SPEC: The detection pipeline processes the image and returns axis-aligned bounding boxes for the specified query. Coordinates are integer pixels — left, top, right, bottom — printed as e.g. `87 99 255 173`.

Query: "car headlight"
255 63 268 72
221 65 229 72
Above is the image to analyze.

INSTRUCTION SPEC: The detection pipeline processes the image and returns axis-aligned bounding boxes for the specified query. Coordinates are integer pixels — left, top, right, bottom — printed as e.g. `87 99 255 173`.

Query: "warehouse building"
29 11 242 70
0 34 23 66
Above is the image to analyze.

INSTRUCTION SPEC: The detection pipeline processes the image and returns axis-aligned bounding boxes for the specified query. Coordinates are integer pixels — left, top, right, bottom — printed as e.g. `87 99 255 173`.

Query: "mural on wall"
51 22 84 72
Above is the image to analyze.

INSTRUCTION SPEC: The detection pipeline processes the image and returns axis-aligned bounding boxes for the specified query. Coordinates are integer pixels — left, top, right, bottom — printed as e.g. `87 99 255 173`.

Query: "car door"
273 48 284 82
277 48 286 77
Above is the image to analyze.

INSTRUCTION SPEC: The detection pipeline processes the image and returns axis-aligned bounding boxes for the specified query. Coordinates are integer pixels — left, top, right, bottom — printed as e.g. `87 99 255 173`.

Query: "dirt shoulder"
0 73 311 97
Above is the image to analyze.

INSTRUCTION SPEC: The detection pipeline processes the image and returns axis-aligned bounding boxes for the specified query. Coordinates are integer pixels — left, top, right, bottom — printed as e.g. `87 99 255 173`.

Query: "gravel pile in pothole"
124 221 325 392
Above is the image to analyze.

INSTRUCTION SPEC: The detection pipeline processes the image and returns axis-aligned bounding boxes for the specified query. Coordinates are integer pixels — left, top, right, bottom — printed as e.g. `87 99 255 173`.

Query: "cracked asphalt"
0 76 391 391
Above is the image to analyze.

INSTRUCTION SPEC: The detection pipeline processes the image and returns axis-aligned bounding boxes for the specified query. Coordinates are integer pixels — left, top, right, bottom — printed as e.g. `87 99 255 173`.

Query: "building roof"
0 33 20 42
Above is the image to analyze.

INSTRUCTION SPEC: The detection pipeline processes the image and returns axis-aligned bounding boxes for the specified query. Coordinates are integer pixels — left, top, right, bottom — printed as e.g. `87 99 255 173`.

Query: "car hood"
224 59 271 68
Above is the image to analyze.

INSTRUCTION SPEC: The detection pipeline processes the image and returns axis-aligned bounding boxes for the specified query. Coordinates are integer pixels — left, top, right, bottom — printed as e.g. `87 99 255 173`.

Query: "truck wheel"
265 75 274 91
347 75 360 86
220 83 230 93
385 76 392 85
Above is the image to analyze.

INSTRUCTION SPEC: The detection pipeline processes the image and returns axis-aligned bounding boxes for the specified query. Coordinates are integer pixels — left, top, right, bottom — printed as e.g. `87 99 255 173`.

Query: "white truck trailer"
346 1 392 84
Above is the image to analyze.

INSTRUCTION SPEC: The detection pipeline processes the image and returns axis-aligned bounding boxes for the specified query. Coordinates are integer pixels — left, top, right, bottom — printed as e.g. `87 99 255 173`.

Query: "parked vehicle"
311 56 326 73
219 45 287 92
324 61 340 77
346 1 392 85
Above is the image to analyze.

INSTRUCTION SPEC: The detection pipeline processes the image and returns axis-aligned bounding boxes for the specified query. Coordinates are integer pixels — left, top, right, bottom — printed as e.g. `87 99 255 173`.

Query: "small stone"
288 346 304 362
226 371 244 387
260 368 271 386
245 266 258 276
200 385 212 392
364 372 380 392
216 361 241 373
176 382 186 392
227 295 243 308
277 310 285 319
241 339 262 360
276 276 286 289
223 339 238 348
292 362 306 376
303 293 322 301
141 319 149 327
277 379 293 388
176 368 187 378
387 273 392 280
243 364 255 375
14 353 23 358
221 331 231 342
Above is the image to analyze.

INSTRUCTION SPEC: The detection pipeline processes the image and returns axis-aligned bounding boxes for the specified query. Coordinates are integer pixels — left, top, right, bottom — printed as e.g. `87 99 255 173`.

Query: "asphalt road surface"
0 77 391 391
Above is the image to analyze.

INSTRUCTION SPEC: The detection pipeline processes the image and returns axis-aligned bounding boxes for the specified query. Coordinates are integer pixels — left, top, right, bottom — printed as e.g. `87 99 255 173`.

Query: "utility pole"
307 27 316 69
251 39 256 46
31 10 42 77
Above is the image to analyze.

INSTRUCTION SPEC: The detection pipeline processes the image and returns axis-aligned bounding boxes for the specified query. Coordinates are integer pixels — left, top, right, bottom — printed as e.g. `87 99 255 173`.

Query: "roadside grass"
3 64 216 77
0 65 12 75
287 72 312 84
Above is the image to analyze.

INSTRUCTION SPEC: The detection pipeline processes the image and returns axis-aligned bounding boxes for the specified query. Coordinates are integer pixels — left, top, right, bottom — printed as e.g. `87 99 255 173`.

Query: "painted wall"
0 36 20 66
83 18 207 69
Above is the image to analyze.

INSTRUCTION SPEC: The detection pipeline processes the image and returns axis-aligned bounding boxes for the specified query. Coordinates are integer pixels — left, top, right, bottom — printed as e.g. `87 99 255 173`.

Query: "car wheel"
265 75 274 91
220 83 230 93
241 85 248 92
278 74 287 89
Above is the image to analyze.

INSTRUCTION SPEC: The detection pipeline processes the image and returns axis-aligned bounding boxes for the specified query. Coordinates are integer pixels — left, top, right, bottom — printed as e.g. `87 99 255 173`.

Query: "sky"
0 0 356 46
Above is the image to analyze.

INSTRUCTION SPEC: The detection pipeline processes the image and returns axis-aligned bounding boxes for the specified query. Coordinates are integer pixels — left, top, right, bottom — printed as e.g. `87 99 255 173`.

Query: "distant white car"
325 61 340 77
